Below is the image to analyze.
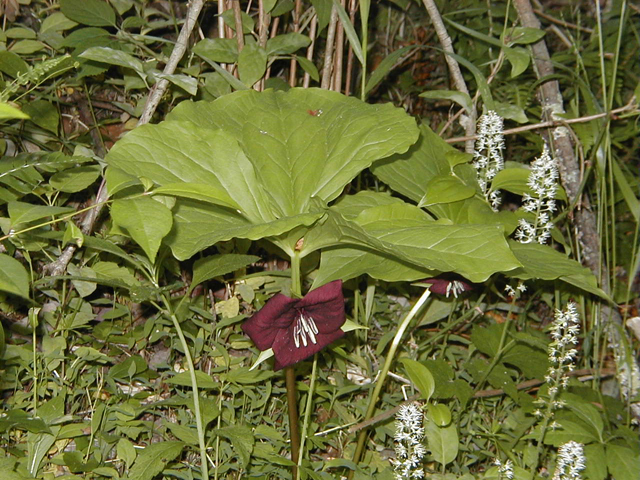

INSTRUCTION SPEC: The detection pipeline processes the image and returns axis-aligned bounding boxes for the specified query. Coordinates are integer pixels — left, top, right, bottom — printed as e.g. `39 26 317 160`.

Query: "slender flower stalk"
495 459 514 480
552 441 586 480
392 403 426 479
349 288 432 476
473 110 505 210
532 302 581 470
515 143 559 244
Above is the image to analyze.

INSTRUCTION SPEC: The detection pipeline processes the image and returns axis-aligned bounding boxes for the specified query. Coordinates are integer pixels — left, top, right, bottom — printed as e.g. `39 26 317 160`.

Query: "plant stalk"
296 354 319 479
285 250 303 477
349 288 431 474
161 299 209 480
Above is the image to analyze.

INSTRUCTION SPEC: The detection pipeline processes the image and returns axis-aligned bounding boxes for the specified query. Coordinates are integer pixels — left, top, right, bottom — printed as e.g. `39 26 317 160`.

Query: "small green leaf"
401 358 435 402
427 404 452 427
224 366 275 384
238 43 267 87
420 89 473 114
117 438 137 469
41 12 78 33
214 425 254 468
128 441 184 480
50 165 101 193
165 370 218 389
22 100 59 134
0 103 30 121
425 419 459 466
156 73 198 96
9 40 45 54
495 100 528 123
193 38 239 63
502 46 530 78
0 51 28 77
60 0 116 27
8 201 74 228
295 55 319 81
220 9 255 34
266 33 311 55
79 47 144 76
111 197 173 263
505 27 546 45
191 254 260 292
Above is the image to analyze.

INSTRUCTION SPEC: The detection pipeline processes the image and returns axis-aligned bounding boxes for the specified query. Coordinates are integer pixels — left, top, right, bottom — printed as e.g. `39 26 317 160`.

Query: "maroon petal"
242 293 298 351
300 280 346 332
272 328 345 370
422 275 472 297
243 280 347 370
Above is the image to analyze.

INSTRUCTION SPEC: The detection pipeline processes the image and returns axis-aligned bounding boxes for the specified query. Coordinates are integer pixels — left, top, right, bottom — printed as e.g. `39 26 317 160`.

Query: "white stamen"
293 313 319 349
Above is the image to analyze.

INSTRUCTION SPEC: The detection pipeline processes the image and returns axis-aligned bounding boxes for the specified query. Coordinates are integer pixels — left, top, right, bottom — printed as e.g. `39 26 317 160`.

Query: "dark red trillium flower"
422 275 473 298
242 280 346 370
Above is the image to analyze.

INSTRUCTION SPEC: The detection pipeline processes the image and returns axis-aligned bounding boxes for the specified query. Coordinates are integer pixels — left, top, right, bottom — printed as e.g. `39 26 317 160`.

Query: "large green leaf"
308 193 521 284
166 88 419 216
106 89 418 259
508 241 608 299
167 199 323 260
371 124 468 204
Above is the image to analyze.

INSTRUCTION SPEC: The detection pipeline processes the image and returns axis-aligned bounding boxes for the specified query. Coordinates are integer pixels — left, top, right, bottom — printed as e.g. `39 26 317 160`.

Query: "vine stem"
158 297 209 480
349 288 432 474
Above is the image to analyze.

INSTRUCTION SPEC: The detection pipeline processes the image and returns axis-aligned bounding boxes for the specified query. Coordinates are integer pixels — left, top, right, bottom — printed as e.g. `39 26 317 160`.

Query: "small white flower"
473 111 505 210
516 143 559 245
392 403 425 479
552 441 586 480
495 459 514 480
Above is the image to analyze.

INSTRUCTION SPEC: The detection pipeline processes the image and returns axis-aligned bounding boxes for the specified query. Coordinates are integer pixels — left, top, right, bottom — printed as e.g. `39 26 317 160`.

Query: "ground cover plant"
0 0 639 479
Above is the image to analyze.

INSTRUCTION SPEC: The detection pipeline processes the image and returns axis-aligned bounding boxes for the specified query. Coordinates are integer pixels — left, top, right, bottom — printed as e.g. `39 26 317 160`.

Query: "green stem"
350 288 432 473
162 302 209 480
286 250 302 477
296 354 319 479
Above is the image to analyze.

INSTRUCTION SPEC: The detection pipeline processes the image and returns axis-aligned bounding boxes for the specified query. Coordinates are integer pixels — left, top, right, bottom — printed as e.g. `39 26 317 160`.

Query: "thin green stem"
286 250 302 477
296 354 318 479
349 288 432 473
158 296 209 480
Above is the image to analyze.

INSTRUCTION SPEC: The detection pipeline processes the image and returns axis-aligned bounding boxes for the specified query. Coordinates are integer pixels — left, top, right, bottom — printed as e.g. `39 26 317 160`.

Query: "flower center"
293 310 318 348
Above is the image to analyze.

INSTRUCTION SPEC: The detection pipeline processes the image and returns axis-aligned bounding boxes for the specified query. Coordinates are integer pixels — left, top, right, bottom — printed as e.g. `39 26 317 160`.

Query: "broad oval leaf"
79 47 143 75
425 419 459 466
127 441 184 480
111 197 173 263
266 32 311 55
191 253 260 292
0 254 30 299
49 165 101 193
238 43 267 87
166 88 419 216
60 0 116 27
401 358 435 402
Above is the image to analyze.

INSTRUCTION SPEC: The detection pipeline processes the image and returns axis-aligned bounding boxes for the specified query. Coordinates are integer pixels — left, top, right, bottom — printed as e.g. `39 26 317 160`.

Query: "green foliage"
0 1 638 480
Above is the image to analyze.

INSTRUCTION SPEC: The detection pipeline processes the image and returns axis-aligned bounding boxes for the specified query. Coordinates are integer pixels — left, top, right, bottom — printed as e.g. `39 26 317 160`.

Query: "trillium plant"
103 88 604 476
242 280 346 371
